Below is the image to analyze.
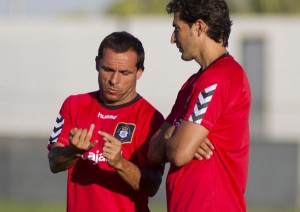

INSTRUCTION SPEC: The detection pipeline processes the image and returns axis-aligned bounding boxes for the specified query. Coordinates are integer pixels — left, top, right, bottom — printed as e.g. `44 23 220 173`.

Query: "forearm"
115 159 162 197
148 122 175 165
48 145 81 173
166 121 209 167
99 130 162 196
148 136 167 166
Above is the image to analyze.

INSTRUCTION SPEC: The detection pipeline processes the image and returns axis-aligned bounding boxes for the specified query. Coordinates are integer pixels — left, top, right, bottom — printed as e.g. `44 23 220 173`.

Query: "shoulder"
65 91 98 105
60 91 98 114
202 56 245 86
219 55 244 77
135 96 164 121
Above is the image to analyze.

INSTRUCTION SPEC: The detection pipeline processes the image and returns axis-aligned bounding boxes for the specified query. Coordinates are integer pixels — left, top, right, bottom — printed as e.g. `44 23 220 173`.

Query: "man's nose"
171 31 176 44
109 72 120 84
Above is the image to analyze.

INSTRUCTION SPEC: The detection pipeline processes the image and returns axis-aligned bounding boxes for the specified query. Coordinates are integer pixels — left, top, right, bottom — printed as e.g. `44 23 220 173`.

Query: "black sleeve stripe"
48 114 64 144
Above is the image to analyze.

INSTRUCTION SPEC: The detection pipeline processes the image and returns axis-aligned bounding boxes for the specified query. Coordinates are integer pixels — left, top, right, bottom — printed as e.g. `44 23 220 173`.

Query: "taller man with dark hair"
148 0 251 211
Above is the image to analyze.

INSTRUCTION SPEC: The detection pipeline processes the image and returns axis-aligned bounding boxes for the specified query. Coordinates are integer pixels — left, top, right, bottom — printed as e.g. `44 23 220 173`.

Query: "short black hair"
166 0 232 47
98 31 145 70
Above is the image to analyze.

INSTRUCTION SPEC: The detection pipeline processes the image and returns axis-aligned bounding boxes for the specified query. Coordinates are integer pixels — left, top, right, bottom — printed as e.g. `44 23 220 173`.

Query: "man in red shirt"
148 0 251 211
47 32 164 212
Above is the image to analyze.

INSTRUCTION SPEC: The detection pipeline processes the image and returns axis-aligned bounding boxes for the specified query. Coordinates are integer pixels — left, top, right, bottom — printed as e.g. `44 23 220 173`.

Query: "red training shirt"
166 54 251 212
48 91 164 212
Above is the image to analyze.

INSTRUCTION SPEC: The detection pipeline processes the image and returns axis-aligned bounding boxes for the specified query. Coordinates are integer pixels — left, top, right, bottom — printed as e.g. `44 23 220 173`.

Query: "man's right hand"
68 124 98 156
48 124 98 173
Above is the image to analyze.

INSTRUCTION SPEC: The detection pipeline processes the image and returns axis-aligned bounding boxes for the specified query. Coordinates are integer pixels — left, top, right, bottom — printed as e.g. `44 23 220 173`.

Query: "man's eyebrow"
101 65 130 73
101 65 114 71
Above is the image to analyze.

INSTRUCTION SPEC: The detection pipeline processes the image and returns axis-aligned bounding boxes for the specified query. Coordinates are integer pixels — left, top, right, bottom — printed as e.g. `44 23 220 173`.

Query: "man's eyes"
101 66 113 72
102 68 129 76
120 71 129 76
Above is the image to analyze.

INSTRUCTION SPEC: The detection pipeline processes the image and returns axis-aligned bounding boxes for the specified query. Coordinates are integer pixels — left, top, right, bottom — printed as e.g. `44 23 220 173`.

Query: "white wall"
0 16 299 142
230 16 300 141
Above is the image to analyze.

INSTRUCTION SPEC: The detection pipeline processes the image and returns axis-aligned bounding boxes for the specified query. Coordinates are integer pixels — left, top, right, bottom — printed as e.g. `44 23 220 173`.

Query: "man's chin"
101 94 119 105
181 55 193 61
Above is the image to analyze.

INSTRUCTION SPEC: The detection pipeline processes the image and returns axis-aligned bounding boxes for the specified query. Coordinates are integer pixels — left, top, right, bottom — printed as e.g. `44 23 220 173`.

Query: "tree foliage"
229 0 300 14
105 0 300 16
106 0 169 16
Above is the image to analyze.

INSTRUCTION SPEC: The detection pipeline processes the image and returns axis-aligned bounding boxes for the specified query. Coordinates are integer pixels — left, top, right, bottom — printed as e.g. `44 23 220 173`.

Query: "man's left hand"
99 131 123 169
194 138 215 160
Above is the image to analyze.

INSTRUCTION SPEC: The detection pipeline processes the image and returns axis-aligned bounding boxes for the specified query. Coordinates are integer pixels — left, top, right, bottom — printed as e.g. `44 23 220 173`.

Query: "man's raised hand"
69 124 98 155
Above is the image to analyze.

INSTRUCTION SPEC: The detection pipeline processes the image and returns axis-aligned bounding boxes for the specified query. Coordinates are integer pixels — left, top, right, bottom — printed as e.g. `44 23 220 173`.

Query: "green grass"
149 203 167 212
0 202 166 212
247 208 299 212
149 206 300 212
0 201 65 212
0 201 298 212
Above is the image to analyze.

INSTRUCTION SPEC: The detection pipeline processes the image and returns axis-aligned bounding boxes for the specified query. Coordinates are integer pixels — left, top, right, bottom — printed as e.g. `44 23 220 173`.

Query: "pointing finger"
86 124 95 141
99 131 115 143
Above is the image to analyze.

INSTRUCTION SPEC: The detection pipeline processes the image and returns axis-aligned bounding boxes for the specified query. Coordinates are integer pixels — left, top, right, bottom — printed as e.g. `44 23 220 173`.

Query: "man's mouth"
107 87 118 95
176 44 182 52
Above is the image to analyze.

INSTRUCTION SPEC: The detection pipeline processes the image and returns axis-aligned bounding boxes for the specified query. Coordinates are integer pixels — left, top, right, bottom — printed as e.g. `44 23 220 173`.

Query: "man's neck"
196 40 227 70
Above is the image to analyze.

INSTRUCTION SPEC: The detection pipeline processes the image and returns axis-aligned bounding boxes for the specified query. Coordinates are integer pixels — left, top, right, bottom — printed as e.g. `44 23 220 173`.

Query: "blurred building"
0 0 112 17
0 14 300 208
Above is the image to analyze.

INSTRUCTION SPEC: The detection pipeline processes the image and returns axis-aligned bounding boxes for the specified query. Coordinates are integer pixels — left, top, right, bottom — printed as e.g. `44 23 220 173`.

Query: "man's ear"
95 56 100 72
195 19 207 35
136 68 144 80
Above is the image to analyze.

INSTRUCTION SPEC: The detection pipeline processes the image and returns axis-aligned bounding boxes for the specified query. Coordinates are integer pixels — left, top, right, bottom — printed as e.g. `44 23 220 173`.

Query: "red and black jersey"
166 54 251 211
48 91 164 212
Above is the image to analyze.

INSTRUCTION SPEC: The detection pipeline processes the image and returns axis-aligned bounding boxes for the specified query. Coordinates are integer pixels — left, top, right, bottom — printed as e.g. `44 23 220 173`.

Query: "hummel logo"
98 112 118 120
189 84 217 124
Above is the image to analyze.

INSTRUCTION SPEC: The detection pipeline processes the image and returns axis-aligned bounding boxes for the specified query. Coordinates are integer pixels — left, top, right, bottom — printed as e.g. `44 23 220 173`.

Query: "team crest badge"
114 123 135 143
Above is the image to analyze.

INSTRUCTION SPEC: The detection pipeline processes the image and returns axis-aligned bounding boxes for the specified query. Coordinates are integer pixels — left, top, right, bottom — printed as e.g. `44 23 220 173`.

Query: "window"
242 38 265 137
